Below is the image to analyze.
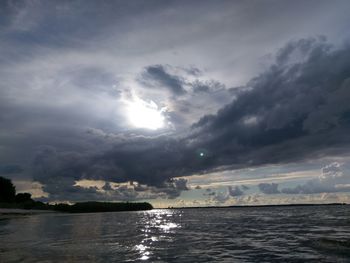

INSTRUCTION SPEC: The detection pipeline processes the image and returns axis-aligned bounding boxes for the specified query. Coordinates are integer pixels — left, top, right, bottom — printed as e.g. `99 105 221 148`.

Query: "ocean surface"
0 205 349 262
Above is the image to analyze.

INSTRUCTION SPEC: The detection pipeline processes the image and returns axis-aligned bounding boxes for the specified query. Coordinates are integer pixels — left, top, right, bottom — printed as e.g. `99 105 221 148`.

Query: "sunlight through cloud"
125 95 166 130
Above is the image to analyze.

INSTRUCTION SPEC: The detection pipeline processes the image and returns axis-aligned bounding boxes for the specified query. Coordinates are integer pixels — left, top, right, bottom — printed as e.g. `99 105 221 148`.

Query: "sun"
126 96 165 130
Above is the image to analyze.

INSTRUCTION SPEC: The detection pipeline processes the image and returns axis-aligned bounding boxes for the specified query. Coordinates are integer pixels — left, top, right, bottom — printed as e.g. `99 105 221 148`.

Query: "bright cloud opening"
126 95 166 130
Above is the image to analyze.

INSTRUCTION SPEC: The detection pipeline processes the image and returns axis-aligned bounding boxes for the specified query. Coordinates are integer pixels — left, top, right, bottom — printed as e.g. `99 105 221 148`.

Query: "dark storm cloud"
212 191 229 203
228 186 244 197
241 185 249 190
31 145 190 200
258 183 280 195
0 0 173 50
190 79 226 94
0 164 23 175
1 0 350 203
102 182 113 191
140 66 235 130
156 178 189 199
28 38 350 200
191 37 350 166
181 66 202 77
143 65 186 95
31 137 189 189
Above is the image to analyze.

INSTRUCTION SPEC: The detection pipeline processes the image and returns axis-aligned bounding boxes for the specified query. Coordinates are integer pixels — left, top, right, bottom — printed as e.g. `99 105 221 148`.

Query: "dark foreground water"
0 205 350 262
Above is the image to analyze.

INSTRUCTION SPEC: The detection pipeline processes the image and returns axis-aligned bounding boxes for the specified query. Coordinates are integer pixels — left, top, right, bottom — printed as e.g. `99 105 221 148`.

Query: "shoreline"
0 208 56 215
165 203 348 209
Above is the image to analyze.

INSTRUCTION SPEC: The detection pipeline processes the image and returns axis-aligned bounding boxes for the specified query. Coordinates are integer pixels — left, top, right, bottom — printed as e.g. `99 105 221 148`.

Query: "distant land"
1 176 153 213
53 201 153 213
0 201 153 213
167 203 348 209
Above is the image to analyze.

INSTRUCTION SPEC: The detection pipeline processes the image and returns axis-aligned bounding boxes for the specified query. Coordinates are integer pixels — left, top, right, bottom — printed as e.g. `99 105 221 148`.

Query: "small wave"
313 238 350 257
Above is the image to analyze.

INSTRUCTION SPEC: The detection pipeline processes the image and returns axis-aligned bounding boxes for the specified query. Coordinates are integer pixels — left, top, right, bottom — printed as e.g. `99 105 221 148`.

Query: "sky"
1 0 350 207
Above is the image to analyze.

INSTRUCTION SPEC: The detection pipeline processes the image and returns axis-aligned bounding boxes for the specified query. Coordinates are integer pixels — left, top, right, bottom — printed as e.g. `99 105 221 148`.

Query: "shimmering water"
0 205 350 262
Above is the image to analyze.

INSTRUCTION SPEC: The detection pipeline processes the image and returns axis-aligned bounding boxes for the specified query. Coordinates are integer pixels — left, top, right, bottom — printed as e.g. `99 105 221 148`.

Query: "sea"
0 205 349 262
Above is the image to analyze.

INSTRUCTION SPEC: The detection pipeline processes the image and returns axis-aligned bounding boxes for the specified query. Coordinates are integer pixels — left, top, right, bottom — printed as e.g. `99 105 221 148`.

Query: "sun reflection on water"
134 209 181 261
135 244 151 260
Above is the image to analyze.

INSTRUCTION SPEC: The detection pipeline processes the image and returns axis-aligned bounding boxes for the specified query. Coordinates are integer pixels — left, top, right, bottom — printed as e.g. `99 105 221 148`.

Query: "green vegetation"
0 176 153 213
0 176 16 202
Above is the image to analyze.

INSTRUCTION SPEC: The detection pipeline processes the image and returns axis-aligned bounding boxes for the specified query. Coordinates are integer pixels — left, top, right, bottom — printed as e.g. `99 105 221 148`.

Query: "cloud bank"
25 37 350 200
1 1 350 203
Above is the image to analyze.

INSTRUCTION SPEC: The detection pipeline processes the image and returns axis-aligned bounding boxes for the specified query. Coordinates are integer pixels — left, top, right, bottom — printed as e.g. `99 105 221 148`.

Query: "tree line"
0 176 153 212
0 176 50 209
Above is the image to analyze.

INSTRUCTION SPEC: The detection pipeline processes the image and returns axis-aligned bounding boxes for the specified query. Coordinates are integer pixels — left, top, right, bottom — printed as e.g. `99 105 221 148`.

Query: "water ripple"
0 206 350 262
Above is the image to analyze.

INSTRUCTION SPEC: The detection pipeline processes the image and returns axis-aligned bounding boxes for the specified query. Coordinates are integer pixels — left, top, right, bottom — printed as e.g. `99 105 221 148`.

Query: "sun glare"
126 96 165 130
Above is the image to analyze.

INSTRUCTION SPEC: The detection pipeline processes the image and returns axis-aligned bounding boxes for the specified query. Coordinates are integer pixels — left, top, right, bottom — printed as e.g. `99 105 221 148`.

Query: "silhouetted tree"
0 176 16 202
15 192 32 203
53 201 153 213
